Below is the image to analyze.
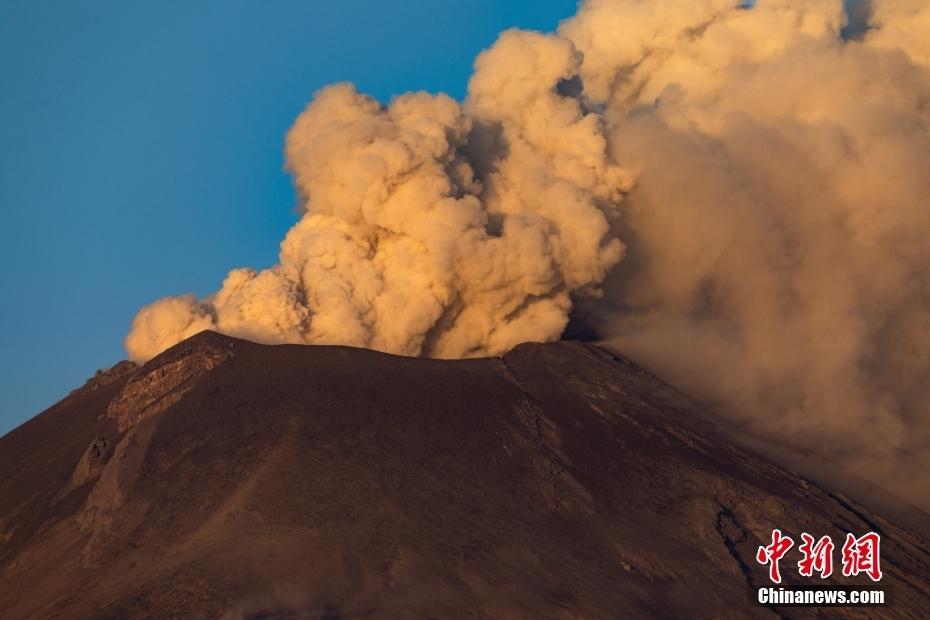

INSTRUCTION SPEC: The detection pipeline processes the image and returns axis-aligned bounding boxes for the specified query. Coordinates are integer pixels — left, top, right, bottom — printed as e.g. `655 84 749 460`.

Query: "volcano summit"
0 331 927 618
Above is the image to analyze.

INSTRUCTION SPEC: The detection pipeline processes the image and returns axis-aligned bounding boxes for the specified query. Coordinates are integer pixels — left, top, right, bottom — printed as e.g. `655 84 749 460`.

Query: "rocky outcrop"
74 333 237 561
106 333 235 432
53 437 112 503
77 424 155 566
76 360 138 393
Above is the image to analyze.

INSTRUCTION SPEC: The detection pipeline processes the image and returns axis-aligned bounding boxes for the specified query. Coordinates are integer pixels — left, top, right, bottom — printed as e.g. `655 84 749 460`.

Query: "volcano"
1 331 927 618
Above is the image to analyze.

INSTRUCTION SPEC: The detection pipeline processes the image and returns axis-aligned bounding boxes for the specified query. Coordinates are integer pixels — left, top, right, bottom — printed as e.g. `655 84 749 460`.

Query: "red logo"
841 532 882 582
756 530 882 583
756 529 794 584
798 533 835 578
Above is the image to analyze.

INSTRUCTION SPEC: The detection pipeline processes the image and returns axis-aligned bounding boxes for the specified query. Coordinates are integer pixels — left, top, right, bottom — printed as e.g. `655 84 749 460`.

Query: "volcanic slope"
1 331 928 618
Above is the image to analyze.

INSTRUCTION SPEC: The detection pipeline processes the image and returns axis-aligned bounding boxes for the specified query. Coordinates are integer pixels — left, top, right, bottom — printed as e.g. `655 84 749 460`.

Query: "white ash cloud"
127 1 930 511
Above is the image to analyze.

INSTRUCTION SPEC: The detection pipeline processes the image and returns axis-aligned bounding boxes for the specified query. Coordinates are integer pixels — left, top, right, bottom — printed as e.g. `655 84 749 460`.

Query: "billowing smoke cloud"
564 0 930 513
126 30 630 362
127 1 930 512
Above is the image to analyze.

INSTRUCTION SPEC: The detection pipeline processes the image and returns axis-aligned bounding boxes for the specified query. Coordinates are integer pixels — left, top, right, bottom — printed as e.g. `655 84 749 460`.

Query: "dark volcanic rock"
106 331 235 432
0 331 927 619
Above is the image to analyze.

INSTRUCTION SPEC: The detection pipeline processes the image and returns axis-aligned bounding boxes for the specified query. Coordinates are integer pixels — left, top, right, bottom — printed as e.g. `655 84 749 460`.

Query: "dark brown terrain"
1 331 928 618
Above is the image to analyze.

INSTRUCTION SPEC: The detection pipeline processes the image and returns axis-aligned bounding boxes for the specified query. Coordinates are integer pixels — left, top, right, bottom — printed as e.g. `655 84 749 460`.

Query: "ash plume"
126 1 930 511
126 30 630 362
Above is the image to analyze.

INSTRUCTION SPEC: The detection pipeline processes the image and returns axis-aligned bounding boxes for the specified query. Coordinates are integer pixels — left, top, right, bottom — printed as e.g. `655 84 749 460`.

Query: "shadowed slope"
1 331 928 618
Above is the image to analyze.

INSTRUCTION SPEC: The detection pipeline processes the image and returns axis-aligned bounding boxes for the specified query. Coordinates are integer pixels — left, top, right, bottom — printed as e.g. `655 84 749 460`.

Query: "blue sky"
0 0 579 434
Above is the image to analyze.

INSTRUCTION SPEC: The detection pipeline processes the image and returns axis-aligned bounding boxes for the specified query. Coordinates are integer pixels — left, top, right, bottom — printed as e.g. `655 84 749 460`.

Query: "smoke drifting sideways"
127 1 930 513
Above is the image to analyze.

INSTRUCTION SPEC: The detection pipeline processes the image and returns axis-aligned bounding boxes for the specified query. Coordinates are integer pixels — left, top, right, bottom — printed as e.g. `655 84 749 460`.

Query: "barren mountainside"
1 331 928 618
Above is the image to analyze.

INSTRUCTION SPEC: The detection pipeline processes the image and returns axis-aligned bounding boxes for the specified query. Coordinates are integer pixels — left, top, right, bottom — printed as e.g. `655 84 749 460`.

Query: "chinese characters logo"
756 530 882 583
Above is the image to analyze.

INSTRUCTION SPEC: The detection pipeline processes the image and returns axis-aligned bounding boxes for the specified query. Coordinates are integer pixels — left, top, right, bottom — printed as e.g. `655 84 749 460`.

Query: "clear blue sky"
0 0 579 434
